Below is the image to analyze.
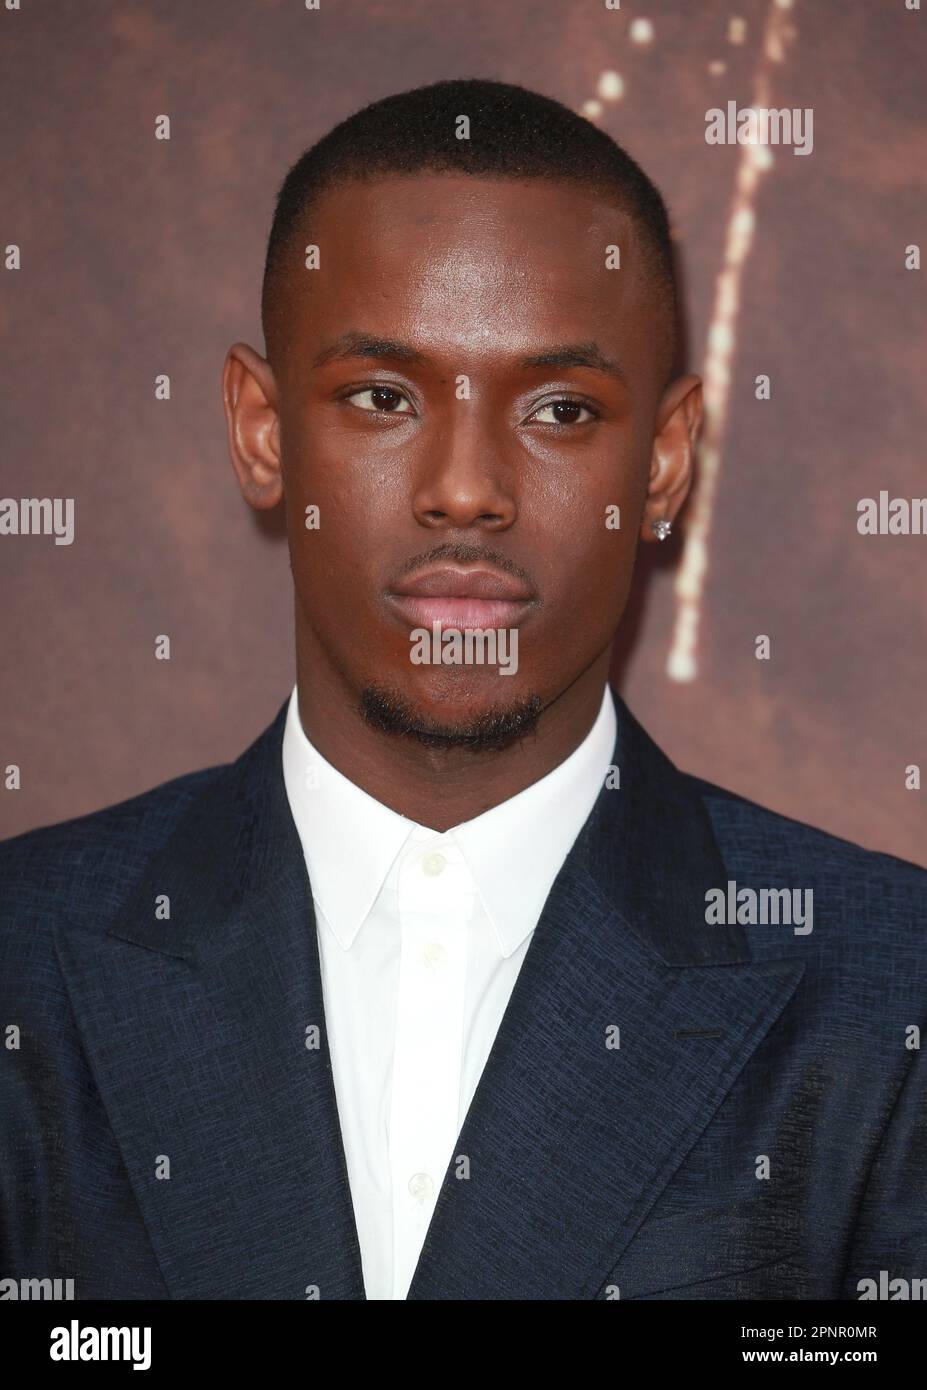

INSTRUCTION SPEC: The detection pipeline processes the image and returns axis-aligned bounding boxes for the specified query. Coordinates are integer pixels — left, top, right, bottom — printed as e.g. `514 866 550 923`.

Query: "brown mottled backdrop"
1 0 925 865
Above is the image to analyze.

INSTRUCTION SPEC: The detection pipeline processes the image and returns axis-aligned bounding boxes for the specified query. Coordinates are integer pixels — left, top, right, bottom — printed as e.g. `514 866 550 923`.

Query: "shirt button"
408 1172 435 1203
421 850 447 877
422 942 447 968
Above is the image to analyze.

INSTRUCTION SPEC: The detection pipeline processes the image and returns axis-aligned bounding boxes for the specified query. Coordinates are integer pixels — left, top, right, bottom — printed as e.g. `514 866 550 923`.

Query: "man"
2 79 925 1302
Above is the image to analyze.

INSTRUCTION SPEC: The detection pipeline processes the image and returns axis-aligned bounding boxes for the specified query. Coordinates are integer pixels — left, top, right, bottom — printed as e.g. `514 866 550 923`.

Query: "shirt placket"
388 832 470 1297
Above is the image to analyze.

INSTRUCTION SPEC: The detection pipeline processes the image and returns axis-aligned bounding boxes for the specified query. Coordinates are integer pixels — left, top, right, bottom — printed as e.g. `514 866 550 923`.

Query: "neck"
293 635 613 833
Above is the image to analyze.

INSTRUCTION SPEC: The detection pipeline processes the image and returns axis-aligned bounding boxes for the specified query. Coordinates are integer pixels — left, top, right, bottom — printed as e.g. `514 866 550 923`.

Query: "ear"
222 342 283 510
639 373 703 541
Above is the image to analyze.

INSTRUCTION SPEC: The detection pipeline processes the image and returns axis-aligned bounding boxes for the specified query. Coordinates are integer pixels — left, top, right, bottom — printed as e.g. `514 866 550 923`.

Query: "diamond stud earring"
651 518 673 540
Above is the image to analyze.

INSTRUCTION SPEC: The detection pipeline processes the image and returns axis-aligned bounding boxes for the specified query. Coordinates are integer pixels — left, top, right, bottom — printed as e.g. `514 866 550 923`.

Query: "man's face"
234 173 697 742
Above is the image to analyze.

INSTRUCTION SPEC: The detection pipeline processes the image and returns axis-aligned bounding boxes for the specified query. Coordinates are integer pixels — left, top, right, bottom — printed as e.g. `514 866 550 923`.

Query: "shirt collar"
450 684 616 955
281 683 617 957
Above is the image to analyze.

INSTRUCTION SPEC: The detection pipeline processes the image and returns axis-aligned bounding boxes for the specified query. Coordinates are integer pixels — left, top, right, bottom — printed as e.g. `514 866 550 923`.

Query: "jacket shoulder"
687 771 927 934
0 764 227 938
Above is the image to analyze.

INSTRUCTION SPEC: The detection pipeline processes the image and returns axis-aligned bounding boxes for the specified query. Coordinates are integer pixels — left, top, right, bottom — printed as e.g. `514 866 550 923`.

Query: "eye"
529 398 599 426
345 385 415 414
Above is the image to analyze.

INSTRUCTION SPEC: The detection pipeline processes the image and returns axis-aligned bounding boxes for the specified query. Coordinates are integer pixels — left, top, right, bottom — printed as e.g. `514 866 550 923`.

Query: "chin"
358 676 544 752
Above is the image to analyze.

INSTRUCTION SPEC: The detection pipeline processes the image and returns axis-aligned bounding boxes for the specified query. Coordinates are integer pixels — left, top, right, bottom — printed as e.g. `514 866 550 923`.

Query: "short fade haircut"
261 78 678 382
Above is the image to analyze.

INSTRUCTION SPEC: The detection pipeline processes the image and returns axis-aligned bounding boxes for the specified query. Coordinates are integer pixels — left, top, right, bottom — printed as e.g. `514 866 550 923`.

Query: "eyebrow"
312 331 627 383
313 332 425 370
520 342 626 384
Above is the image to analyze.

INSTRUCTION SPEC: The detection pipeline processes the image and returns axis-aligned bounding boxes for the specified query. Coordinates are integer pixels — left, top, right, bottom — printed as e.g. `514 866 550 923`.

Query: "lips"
386 564 536 630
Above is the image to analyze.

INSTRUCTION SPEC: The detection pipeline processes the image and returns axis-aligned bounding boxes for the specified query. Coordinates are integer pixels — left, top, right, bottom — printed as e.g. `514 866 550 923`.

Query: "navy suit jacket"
2 691 925 1300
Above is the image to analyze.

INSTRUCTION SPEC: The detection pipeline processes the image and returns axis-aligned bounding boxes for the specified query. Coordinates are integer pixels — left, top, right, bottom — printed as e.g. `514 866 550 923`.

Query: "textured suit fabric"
1 690 925 1300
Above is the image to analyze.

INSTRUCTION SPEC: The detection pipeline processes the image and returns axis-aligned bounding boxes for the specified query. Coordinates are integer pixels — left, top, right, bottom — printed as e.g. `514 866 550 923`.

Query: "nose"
411 409 517 533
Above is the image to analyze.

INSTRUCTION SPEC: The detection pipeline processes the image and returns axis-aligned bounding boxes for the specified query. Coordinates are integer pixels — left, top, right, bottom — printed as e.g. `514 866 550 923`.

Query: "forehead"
281 173 660 377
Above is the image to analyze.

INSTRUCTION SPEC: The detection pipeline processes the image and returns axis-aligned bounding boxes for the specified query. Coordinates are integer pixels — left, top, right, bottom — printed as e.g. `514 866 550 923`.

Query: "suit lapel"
406 694 805 1299
54 699 366 1300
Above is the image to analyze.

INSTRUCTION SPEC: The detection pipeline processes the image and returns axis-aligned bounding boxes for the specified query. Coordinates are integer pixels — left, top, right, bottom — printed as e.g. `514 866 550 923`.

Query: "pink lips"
387 564 536 630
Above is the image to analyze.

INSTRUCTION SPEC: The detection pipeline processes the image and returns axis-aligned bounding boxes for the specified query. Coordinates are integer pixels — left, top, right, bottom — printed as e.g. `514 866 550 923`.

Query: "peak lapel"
407 693 805 1299
54 700 366 1300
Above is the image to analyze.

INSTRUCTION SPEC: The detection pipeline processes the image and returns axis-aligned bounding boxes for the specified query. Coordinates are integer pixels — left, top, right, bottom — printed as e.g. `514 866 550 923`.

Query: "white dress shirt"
281 681 617 1300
